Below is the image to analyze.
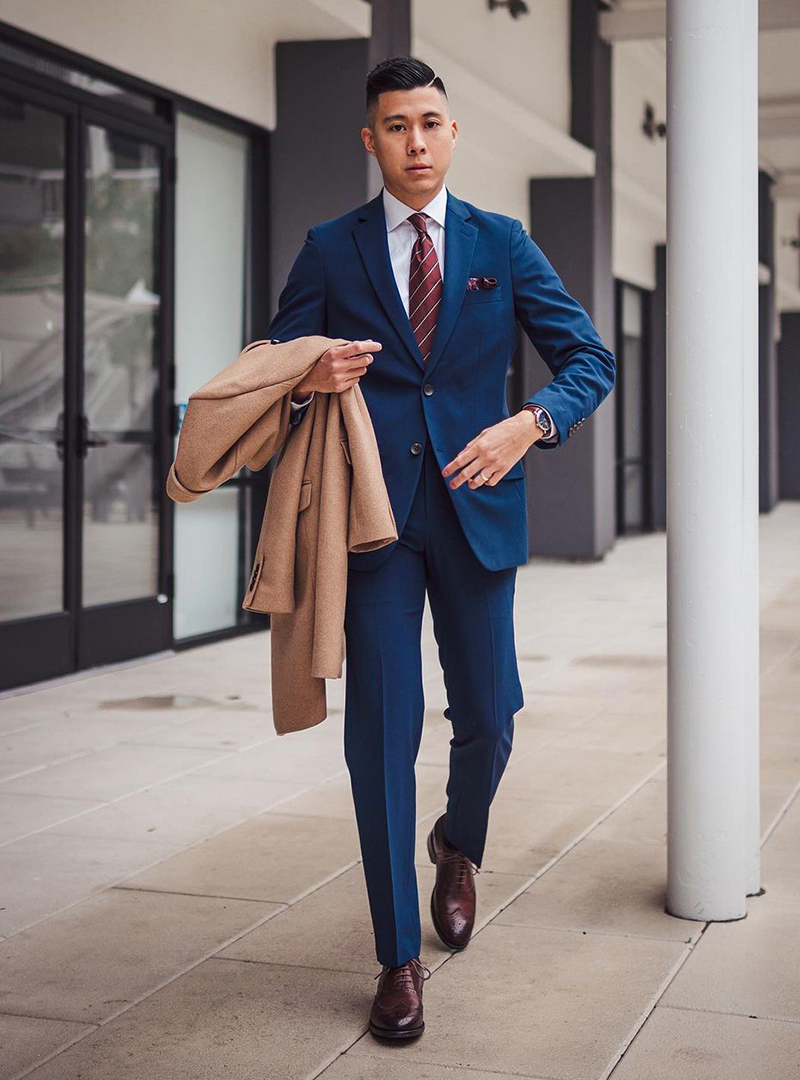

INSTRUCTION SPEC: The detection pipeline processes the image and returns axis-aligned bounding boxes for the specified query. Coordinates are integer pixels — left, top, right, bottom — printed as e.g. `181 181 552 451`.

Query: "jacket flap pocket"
340 438 352 466
500 459 525 481
299 479 312 512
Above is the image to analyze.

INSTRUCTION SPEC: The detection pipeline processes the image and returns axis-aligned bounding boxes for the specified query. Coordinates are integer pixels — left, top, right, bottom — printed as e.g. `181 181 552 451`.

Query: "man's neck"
384 178 444 212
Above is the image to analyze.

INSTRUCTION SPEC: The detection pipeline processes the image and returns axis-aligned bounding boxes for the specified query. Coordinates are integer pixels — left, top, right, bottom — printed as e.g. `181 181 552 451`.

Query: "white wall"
0 0 369 129
612 40 667 291
413 0 593 225
414 0 570 133
775 199 800 316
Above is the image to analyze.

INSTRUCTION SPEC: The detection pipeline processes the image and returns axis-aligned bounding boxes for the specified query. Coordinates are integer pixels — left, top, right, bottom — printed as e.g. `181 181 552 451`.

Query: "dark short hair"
365 55 448 127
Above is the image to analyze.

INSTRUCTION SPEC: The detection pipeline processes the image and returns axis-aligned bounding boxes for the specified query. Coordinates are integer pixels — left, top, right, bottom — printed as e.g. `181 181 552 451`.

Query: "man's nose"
408 130 428 153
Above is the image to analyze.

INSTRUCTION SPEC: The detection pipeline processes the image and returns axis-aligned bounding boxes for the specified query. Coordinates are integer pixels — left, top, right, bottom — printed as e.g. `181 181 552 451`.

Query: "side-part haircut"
365 55 448 128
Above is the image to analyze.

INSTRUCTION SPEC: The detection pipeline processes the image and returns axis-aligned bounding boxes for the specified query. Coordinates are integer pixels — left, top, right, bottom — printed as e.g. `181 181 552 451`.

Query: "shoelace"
374 956 432 989
437 848 481 888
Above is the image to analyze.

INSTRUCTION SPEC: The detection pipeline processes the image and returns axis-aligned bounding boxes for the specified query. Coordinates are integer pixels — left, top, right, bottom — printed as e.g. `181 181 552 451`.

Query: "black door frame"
614 276 654 536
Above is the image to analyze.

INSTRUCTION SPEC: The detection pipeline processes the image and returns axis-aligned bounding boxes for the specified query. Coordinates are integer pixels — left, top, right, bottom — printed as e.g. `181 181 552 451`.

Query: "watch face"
535 409 551 434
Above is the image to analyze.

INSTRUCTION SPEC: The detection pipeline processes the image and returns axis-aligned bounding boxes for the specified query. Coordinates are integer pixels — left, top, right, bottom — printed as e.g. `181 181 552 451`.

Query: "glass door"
76 112 171 667
0 83 73 686
614 280 653 536
0 78 173 690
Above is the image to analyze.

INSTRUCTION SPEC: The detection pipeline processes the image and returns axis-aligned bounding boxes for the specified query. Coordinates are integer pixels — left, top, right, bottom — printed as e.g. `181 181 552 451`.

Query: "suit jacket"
166 335 398 735
267 187 616 574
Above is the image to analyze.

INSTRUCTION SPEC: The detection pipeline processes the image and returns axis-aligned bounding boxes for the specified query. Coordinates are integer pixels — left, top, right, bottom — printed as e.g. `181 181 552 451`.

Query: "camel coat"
166 336 398 735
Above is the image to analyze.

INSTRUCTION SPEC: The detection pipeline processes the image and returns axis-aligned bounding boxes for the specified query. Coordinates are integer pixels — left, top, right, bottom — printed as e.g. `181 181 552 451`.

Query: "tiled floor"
0 502 798 1079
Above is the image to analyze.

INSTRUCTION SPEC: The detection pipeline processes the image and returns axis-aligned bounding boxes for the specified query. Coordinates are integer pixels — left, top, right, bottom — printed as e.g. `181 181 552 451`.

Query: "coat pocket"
299 478 312 512
340 438 352 466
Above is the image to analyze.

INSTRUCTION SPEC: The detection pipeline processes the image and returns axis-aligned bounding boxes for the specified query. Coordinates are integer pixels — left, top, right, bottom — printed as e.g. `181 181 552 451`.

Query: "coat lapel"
352 189 478 379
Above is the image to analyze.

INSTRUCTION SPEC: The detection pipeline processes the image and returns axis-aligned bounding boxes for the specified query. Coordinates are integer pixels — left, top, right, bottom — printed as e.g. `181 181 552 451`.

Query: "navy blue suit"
269 187 615 966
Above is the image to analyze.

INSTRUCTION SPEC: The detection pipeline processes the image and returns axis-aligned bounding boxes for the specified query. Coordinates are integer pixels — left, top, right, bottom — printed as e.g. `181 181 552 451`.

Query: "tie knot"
408 212 429 235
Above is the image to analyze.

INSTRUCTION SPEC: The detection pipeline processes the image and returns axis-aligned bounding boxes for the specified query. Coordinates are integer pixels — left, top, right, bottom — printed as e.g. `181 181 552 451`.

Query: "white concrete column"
665 0 759 920
741 0 762 898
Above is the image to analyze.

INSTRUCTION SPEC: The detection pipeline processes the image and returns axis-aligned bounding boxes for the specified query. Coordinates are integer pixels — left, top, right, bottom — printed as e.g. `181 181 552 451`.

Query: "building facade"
0 0 797 691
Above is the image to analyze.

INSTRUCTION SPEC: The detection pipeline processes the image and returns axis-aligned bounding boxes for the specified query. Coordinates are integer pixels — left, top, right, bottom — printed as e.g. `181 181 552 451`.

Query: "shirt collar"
383 182 448 233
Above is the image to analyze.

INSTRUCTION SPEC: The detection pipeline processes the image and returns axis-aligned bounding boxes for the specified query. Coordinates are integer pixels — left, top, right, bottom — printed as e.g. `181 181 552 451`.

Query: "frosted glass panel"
174 488 241 639
173 112 247 639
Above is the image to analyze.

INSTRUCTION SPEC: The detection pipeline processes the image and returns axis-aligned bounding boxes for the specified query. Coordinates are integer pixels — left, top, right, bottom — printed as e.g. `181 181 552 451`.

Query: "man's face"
362 86 457 208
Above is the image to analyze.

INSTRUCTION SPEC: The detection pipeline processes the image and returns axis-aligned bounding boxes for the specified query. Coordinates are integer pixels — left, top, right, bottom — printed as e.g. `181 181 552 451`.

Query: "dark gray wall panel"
778 312 800 501
759 169 779 512
519 0 616 561
650 243 667 530
270 38 371 318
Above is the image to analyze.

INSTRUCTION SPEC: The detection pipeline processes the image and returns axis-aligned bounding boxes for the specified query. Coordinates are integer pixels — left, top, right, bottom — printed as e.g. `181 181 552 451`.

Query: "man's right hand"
291 340 381 401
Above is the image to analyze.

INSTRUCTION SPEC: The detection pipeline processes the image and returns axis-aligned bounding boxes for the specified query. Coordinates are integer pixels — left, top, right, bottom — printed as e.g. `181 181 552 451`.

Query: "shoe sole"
369 1020 425 1040
427 828 472 952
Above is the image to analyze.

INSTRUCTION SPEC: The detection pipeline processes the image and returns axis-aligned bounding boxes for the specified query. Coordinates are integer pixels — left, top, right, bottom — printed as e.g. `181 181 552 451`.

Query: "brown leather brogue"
426 813 480 950
368 956 431 1040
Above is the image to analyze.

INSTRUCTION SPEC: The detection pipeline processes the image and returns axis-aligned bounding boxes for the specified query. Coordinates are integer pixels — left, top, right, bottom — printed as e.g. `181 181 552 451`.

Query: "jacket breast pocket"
463 287 503 305
299 479 312 512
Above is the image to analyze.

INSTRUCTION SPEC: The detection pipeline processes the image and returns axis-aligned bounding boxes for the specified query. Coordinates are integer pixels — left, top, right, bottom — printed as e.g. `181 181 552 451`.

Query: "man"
267 56 615 1040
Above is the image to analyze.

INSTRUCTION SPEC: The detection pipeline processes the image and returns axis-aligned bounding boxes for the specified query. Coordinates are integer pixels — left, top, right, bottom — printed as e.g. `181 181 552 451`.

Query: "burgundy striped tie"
407 212 442 364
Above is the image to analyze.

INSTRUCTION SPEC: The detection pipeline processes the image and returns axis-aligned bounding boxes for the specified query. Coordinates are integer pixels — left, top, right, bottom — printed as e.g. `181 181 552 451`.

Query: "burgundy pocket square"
466 276 499 291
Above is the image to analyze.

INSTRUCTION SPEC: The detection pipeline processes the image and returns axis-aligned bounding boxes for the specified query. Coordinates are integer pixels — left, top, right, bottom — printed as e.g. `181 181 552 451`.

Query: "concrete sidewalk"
1 503 799 1079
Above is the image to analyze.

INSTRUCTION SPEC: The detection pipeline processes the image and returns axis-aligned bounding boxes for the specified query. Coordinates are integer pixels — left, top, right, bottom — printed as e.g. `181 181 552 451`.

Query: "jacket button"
423 384 434 396
410 442 423 455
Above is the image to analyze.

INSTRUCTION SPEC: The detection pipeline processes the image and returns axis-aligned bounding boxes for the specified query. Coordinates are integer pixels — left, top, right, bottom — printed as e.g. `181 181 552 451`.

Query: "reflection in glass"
617 284 647 535
0 95 65 621
82 125 161 606
0 41 158 114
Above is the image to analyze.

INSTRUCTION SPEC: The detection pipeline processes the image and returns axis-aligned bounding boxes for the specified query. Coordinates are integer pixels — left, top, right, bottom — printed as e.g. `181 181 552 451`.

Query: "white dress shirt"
290 184 558 446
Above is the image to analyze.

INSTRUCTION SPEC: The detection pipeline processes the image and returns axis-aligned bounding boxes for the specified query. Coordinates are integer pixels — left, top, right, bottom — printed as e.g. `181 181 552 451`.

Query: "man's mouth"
407 164 431 171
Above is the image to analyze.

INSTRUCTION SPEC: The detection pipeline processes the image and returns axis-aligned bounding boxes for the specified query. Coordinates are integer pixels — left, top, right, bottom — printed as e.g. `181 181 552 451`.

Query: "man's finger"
345 339 382 359
484 469 505 485
447 456 484 488
442 444 479 478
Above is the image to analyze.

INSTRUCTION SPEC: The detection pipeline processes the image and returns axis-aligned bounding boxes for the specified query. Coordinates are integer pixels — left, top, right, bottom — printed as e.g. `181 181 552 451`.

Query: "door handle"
78 414 109 458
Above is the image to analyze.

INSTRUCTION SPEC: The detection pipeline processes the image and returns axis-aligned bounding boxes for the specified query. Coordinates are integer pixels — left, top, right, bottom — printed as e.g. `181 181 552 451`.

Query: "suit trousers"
343 439 524 967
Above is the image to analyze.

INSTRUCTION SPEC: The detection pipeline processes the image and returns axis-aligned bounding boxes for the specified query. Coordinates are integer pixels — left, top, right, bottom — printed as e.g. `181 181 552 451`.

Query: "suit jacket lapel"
352 189 478 378
425 193 477 381
353 193 426 373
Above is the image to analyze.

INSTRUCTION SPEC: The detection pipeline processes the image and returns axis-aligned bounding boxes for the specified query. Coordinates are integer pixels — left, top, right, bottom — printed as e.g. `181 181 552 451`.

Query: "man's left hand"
442 410 545 489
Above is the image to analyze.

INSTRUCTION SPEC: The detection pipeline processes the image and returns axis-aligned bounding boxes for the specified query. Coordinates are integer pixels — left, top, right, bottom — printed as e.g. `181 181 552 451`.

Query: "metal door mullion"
67 108 85 657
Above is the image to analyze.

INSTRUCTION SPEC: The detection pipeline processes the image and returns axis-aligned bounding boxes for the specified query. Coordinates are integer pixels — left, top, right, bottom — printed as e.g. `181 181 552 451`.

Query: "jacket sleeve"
510 217 616 450
268 227 327 431
268 227 327 343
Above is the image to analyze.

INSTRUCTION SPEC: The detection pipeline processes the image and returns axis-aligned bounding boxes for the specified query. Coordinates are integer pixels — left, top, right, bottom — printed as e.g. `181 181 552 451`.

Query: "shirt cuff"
290 391 315 410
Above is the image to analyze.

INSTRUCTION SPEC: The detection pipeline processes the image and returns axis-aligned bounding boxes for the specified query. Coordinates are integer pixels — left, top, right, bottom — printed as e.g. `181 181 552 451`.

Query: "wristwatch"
523 404 553 439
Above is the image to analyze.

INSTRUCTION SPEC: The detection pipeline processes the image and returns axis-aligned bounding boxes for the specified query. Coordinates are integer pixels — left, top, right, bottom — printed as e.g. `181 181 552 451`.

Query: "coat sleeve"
509 217 616 450
165 341 293 503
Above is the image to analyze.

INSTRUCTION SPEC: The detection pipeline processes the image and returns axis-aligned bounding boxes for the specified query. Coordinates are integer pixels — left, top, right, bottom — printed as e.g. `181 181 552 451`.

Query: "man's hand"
441 410 545 490
291 339 381 401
